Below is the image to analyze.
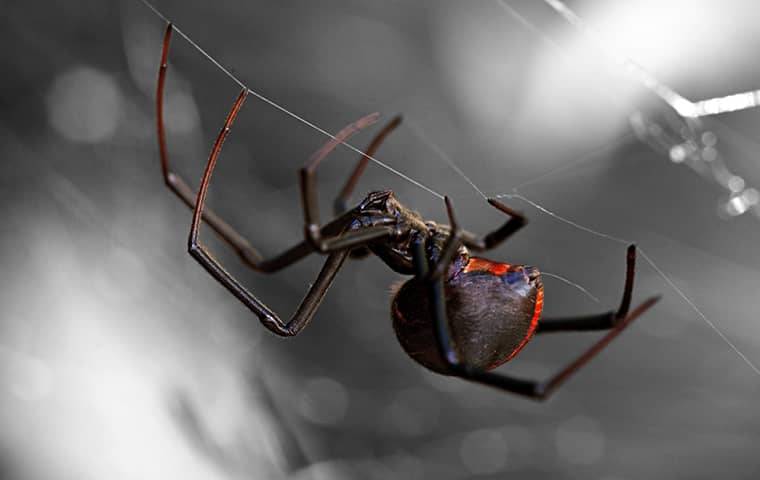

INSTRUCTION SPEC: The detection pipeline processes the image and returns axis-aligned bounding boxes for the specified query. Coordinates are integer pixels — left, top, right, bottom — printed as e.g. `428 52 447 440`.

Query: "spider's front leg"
158 23 318 272
298 113 403 252
186 89 405 336
331 115 402 260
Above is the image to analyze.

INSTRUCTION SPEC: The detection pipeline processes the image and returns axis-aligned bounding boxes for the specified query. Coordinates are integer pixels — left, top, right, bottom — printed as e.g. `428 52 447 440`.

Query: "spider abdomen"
391 258 544 375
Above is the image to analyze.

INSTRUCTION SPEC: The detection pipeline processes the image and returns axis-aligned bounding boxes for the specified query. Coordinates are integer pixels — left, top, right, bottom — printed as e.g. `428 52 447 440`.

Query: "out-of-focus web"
534 0 760 219
542 0 760 119
135 0 760 377
489 0 760 377
411 115 760 378
497 0 760 218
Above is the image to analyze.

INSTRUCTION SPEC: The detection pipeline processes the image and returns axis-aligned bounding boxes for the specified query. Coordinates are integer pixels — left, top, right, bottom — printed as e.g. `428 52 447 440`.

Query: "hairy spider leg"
418 198 660 400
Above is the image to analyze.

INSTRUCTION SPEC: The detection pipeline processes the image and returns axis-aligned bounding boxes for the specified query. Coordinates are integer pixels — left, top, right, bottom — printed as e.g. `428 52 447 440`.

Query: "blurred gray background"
2 0 760 478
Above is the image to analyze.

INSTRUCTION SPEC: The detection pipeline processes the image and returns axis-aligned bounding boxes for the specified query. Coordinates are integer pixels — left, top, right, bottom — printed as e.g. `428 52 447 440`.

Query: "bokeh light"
46 65 123 143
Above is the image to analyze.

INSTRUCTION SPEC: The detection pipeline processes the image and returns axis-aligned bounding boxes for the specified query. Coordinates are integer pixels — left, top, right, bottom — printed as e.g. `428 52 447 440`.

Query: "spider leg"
537 245 639 333
419 201 660 400
158 23 312 272
158 24 392 272
332 115 403 215
332 115 402 259
188 89 396 336
299 112 405 251
461 198 527 252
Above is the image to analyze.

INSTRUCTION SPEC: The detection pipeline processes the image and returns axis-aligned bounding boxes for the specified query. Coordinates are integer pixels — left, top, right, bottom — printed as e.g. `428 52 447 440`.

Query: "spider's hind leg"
418 203 660 400
537 245 638 333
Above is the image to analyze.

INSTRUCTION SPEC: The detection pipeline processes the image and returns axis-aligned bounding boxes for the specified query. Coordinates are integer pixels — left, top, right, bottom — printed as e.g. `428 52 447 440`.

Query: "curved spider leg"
535 296 659 399
300 113 404 252
421 201 660 400
188 91 395 336
333 115 403 215
428 196 465 280
158 24 389 272
461 198 527 252
157 23 312 271
332 115 402 259
536 245 652 333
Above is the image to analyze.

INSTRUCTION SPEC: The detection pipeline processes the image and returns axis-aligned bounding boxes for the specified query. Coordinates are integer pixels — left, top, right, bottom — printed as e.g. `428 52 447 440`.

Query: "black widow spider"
156 24 659 400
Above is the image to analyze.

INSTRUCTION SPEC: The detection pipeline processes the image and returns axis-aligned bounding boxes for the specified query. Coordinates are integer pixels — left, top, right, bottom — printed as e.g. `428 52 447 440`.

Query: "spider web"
122 0 760 476
136 0 760 379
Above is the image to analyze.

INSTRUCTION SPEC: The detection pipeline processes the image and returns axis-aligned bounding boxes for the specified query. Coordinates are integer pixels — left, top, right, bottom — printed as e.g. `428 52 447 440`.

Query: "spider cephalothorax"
155 23 659 400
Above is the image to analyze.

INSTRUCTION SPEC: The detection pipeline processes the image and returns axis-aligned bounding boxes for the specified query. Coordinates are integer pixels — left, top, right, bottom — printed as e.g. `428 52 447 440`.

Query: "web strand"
137 0 444 200
637 250 760 377
420 132 760 377
498 193 631 245
507 133 634 192
138 0 759 378
406 120 488 200
507 192 760 378
541 271 600 304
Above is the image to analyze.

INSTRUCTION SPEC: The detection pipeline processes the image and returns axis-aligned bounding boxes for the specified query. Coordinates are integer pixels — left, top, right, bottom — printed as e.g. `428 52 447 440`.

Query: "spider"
155 24 659 400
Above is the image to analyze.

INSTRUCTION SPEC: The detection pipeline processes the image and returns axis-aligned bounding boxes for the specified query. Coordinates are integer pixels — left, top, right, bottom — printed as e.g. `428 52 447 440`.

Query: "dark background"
2 0 760 478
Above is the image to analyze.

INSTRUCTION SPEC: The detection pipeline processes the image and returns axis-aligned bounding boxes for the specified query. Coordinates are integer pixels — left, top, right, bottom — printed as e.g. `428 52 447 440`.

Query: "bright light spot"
669 144 687 163
725 189 760 216
555 415 605 465
459 428 509 474
726 194 749 216
46 65 123 143
695 90 760 116
298 377 349 425
590 1 722 76
670 98 698 118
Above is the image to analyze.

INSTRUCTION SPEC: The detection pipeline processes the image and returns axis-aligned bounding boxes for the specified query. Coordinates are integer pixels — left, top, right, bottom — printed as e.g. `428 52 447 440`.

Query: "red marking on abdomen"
503 283 544 363
463 257 511 276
